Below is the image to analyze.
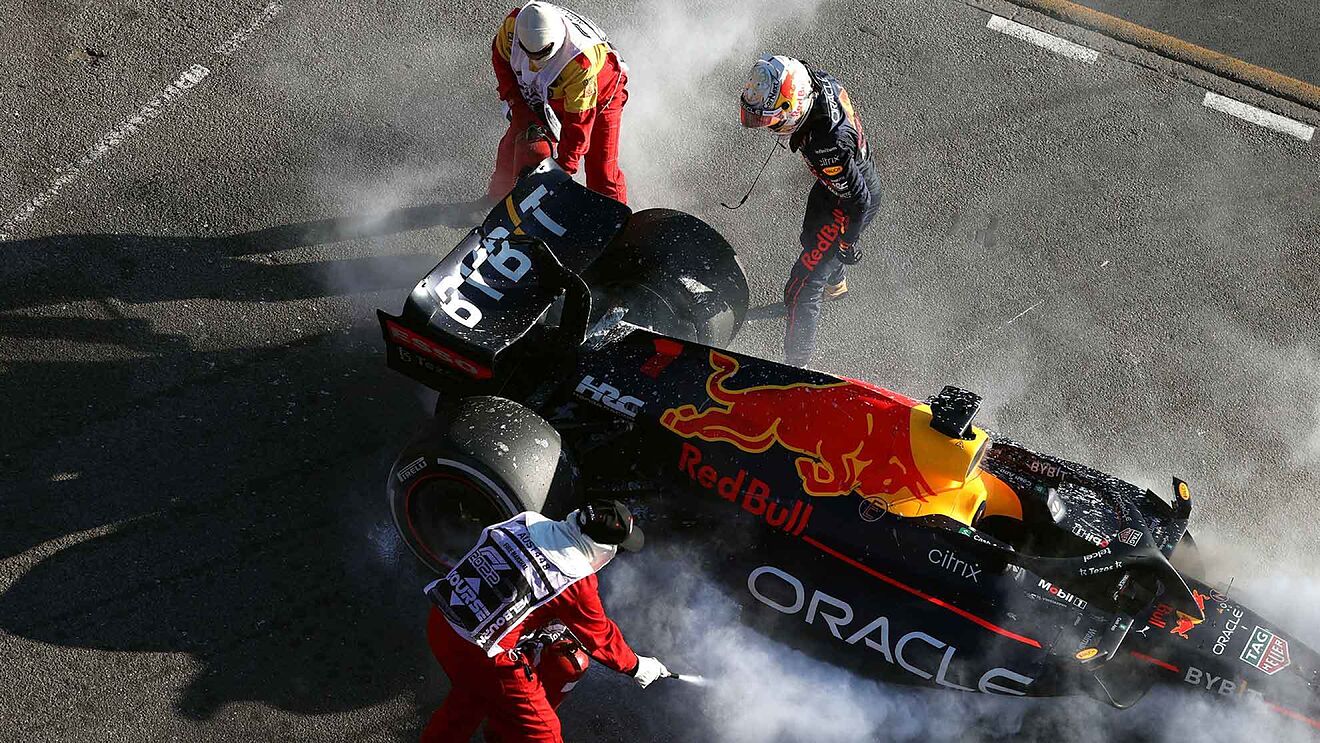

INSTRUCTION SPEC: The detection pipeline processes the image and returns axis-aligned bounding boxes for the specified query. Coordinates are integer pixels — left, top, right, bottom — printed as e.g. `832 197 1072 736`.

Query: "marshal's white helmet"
515 2 567 60
740 54 815 135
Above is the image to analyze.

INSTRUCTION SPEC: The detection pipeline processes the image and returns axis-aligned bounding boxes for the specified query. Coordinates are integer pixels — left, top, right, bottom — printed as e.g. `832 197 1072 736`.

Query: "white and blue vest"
426 513 582 656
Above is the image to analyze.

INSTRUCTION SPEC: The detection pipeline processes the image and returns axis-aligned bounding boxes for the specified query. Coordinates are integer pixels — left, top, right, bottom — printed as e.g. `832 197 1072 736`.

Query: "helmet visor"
519 39 557 60
740 60 791 129
740 99 786 129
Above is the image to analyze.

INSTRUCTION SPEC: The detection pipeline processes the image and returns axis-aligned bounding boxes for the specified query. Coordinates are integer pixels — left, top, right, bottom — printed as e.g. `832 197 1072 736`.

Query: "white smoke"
599 0 824 209
602 543 1320 743
599 548 1028 743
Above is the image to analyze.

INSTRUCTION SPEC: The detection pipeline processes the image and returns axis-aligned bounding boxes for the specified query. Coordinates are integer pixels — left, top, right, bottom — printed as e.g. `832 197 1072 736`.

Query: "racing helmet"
739 54 815 134
578 499 644 553
515 2 566 60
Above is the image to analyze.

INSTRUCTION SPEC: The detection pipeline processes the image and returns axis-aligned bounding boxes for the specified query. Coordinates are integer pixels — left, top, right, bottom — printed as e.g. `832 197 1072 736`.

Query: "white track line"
987 15 1099 64
214 1 284 57
1202 91 1315 142
0 2 285 241
0 66 211 240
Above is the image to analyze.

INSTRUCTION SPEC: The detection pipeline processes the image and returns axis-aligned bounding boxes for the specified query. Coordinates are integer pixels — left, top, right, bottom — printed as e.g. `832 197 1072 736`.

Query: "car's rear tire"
388 396 572 573
585 208 750 347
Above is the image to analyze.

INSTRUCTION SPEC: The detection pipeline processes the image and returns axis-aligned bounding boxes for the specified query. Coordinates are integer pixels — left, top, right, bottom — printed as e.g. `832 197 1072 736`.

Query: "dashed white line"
214 1 284 57
951 299 1044 361
0 2 285 242
1202 91 1315 142
987 15 1100 64
0 65 211 241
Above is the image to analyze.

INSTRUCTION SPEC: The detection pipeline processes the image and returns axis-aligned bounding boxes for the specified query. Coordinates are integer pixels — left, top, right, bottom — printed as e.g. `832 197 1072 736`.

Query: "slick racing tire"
585 208 750 347
388 396 573 573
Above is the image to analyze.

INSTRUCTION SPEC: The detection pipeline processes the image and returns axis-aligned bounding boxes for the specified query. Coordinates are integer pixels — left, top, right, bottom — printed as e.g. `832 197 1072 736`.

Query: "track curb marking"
985 0 1320 115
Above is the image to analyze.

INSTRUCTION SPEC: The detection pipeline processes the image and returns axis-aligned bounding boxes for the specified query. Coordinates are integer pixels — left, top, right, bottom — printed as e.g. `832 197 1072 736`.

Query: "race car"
378 161 1320 724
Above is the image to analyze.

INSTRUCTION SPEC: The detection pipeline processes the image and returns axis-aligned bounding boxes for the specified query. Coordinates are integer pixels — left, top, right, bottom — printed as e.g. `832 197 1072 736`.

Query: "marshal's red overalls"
488 8 629 204
421 573 639 743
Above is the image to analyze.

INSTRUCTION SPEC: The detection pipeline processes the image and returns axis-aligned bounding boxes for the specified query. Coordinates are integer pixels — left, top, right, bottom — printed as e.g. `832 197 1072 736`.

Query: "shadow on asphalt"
0 204 481 726
0 201 485 452
743 302 788 322
0 200 482 313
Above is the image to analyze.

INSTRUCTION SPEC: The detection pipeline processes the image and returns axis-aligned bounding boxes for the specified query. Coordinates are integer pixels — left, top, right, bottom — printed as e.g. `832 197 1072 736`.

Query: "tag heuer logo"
1239 625 1290 675
1116 528 1141 546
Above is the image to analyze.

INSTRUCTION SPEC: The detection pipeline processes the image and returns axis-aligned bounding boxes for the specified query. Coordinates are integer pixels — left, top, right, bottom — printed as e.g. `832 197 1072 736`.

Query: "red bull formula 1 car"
379 162 1320 724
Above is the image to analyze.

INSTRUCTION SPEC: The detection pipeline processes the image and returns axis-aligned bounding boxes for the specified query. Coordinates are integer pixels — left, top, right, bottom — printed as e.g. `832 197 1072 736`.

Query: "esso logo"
385 320 491 379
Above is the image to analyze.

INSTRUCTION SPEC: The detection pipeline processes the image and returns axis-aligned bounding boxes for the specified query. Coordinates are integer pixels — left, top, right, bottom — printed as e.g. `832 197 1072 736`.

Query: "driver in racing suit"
420 500 668 743
738 55 882 368
488 1 629 204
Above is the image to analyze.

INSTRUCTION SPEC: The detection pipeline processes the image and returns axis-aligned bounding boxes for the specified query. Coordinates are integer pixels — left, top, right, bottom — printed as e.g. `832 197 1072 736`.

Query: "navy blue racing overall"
784 69 882 367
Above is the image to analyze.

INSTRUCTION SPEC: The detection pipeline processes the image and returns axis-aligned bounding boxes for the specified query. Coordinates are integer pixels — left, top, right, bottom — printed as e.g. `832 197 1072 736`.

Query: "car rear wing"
378 234 592 390
480 160 629 273
377 160 628 390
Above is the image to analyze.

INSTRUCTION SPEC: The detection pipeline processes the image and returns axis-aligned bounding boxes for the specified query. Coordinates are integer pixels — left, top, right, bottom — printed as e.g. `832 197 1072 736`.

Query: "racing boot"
823 279 848 301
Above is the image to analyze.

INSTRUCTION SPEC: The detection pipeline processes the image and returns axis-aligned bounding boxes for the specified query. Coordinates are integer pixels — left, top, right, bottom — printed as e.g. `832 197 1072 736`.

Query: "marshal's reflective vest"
426 514 582 657
508 6 624 140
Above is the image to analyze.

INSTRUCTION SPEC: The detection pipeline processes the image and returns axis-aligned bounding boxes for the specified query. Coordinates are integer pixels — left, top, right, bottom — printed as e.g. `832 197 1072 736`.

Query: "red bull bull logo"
1171 589 1208 639
1150 590 1207 640
661 351 990 523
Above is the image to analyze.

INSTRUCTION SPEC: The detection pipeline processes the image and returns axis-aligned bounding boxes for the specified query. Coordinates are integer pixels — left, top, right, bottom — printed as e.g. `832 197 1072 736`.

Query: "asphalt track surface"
2 1 1318 741
1070 0 1319 86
